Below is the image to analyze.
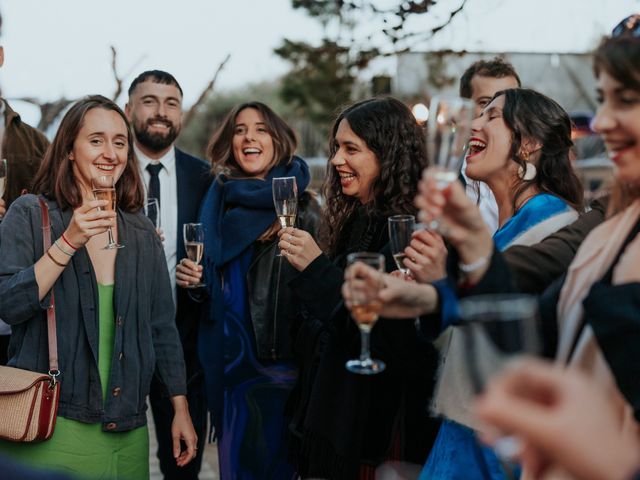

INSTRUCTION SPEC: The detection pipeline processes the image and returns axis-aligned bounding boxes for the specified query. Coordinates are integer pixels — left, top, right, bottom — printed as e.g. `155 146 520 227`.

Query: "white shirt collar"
134 143 176 171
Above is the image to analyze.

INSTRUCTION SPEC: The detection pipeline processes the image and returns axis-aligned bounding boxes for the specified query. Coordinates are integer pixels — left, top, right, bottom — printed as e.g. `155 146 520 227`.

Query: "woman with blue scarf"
176 101 320 479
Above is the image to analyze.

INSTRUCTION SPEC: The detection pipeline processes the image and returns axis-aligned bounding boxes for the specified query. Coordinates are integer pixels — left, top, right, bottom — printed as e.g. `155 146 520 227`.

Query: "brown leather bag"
0 197 60 442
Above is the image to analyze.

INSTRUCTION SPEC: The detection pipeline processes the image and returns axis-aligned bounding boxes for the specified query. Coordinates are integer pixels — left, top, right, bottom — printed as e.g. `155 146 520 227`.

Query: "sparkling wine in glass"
345 252 386 375
91 175 123 250
459 293 541 462
425 96 474 230
144 198 161 230
272 176 298 256
388 215 415 278
183 223 206 289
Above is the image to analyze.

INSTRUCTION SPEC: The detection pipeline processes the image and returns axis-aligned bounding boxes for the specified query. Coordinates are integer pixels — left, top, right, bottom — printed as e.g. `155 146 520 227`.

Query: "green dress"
0 284 150 480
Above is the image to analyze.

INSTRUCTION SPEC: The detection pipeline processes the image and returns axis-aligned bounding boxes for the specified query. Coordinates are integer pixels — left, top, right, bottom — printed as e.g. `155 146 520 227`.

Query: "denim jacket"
0 195 186 432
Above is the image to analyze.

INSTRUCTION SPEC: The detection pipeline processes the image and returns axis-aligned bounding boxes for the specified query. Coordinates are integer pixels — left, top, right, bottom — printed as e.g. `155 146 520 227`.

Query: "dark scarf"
197 156 310 435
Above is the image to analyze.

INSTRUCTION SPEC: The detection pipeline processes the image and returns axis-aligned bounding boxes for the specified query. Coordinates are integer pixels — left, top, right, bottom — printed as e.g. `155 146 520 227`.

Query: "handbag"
0 197 60 442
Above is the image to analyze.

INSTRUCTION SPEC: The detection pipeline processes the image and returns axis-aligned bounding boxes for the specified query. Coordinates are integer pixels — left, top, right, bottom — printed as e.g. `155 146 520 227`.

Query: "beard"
133 117 180 153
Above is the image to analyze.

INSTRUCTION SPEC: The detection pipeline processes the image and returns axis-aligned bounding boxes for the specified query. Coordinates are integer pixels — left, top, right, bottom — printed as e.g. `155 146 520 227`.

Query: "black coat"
288 208 441 479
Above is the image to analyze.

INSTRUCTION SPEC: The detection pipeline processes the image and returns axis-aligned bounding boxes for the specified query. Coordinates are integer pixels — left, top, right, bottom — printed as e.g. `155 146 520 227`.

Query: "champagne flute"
425 96 474 230
388 215 415 279
459 293 541 463
272 176 298 256
345 252 386 375
91 175 123 249
183 223 206 288
144 198 161 230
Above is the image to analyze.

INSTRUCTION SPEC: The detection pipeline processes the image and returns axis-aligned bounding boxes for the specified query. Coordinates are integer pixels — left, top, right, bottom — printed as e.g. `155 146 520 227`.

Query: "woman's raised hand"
176 259 203 288
416 173 493 278
277 227 322 271
64 199 116 248
404 230 447 283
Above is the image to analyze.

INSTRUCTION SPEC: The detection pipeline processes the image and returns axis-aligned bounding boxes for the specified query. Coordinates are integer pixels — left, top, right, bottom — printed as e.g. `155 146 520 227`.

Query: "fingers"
77 199 110 214
176 259 203 287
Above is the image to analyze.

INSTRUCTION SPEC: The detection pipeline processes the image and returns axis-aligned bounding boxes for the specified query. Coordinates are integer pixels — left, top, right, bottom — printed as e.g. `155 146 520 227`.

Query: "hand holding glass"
345 252 386 375
183 223 206 288
425 96 474 230
91 175 123 249
459 294 541 461
272 176 298 256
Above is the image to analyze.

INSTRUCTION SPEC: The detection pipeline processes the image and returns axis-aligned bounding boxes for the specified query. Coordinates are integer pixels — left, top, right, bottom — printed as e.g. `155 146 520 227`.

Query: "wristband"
458 254 489 274
46 249 67 268
54 239 75 257
61 233 78 251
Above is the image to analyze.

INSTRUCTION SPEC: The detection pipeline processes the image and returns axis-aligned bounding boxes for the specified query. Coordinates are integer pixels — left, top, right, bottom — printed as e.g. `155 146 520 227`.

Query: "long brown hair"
32 95 144 212
594 35 640 216
207 101 297 178
494 88 584 213
322 97 428 256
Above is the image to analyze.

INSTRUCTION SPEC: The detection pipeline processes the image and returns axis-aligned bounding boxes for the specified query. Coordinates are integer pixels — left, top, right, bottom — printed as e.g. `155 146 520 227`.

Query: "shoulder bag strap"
37 198 59 378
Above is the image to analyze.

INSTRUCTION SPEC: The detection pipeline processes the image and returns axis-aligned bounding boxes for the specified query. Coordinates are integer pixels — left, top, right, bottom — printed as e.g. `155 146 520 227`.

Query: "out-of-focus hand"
476 359 640 480
64 199 116 247
156 228 165 243
0 198 6 218
176 258 203 288
404 229 447 283
170 396 198 467
277 227 322 271
415 171 493 282
343 262 438 319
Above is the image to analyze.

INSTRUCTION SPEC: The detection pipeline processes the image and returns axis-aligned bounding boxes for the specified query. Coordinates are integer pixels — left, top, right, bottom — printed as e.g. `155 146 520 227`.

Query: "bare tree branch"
110 46 123 102
183 54 231 129
12 97 75 131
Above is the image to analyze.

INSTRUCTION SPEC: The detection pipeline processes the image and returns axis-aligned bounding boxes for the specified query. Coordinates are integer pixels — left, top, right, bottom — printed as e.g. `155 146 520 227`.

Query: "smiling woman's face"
330 119 380 204
70 107 129 196
592 70 640 186
232 107 275 179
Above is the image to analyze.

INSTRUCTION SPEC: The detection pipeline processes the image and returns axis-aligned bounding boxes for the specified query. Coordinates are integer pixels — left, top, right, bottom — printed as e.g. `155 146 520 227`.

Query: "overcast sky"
1 0 639 125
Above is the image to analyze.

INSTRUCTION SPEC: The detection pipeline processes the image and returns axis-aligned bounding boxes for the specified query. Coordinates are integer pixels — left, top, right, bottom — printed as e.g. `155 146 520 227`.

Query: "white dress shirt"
461 159 499 235
135 144 178 306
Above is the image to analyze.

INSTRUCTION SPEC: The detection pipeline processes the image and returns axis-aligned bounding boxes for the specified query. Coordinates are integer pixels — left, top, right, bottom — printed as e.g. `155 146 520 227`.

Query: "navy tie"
146 163 163 225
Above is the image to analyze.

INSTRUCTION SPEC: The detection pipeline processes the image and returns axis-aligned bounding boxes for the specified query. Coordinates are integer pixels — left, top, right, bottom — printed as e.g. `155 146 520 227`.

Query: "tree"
276 0 467 136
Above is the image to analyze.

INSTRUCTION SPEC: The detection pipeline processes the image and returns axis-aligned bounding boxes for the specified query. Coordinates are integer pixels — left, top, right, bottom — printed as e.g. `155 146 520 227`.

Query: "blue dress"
216 248 297 480
419 194 577 480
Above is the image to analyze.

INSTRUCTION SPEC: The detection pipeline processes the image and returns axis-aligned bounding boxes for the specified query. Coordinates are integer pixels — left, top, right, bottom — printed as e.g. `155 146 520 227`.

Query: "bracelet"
54 239 75 257
46 249 67 268
61 233 78 251
458 254 489 274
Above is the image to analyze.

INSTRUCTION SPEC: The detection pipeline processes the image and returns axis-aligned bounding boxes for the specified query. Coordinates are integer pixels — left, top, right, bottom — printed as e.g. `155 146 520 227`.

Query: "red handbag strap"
37 198 59 376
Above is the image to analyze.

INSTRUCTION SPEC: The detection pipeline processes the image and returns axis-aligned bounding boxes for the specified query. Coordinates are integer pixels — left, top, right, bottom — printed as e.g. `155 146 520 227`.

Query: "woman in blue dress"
176 102 320 479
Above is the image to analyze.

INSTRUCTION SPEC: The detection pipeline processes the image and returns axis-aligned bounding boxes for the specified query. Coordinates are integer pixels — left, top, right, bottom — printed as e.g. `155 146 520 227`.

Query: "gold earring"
520 150 530 162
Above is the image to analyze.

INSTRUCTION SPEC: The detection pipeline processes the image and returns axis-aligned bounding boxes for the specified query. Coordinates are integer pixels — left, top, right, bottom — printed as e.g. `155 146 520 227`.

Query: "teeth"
243 148 261 154
97 165 115 171
469 140 486 149
339 172 355 179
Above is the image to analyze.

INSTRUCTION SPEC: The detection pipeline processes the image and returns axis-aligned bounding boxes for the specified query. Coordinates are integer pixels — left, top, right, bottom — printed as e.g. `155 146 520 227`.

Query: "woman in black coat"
279 97 441 479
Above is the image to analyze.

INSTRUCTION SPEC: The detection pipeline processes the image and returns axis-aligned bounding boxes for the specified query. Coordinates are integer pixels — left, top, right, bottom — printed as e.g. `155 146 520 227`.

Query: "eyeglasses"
611 14 640 38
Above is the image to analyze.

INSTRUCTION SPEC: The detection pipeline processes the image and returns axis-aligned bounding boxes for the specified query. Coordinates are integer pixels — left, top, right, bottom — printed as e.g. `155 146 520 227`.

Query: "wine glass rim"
272 176 296 181
388 214 415 222
458 293 538 321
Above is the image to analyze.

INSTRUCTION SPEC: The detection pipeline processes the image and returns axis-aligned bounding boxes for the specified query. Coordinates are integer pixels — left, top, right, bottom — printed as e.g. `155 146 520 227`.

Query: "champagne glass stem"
359 329 372 364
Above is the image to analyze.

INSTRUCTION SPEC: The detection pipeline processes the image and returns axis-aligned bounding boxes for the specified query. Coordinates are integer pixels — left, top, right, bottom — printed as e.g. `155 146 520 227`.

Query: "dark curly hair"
494 88 584 212
321 97 428 256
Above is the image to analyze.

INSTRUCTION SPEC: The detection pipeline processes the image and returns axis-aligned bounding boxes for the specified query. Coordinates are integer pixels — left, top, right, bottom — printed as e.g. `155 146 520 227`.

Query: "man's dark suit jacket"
174 148 212 382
